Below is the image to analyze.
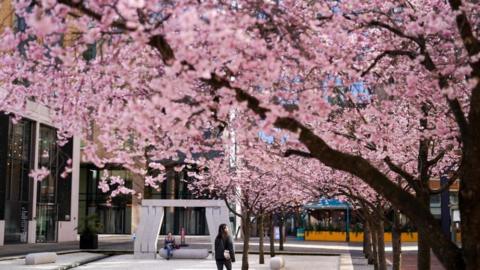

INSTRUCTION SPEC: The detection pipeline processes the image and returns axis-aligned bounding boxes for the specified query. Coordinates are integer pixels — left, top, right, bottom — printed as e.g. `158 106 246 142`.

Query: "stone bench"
25 252 57 265
158 248 209 259
270 256 286 270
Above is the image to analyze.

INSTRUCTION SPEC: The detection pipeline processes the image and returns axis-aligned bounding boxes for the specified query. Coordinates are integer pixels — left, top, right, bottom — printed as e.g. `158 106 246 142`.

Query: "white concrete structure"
270 256 286 270
159 248 209 259
25 253 57 265
0 221 4 245
0 93 80 246
0 252 105 270
134 199 231 259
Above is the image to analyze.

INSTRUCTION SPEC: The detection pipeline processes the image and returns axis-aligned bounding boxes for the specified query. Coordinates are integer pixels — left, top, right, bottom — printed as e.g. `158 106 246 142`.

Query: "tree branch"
367 20 421 45
224 198 243 218
427 150 445 167
383 156 418 193
201 73 270 119
284 149 313 158
58 0 175 65
361 50 417 77
447 0 480 58
447 98 469 141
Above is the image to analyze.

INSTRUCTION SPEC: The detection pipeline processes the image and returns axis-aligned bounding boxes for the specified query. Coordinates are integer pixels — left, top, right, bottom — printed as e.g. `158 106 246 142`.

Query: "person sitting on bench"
164 232 176 260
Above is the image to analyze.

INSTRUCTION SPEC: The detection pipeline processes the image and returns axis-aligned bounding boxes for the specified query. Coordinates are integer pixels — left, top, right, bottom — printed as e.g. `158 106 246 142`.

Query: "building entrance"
3 119 34 244
36 125 59 242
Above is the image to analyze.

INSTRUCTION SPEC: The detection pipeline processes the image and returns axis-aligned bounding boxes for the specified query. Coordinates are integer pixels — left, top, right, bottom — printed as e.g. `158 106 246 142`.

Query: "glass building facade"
0 114 74 244
79 165 133 234
0 116 34 244
79 165 209 235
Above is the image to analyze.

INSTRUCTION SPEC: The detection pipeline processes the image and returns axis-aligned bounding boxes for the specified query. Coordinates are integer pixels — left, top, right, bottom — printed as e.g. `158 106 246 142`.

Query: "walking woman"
214 224 235 270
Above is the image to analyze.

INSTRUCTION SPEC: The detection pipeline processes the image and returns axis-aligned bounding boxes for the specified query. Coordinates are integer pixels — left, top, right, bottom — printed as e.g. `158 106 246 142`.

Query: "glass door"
36 125 58 243
4 119 33 244
35 204 57 243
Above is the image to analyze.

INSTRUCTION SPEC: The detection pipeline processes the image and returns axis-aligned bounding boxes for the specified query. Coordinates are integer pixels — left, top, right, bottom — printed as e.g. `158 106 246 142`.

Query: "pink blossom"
29 167 50 182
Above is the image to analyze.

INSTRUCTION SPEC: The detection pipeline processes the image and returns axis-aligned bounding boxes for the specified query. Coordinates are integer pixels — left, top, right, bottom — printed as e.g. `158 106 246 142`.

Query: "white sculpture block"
270 256 286 270
25 252 57 265
159 248 209 259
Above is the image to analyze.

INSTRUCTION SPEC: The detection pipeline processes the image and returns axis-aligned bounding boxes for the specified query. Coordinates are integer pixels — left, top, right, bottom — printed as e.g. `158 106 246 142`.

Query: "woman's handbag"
223 250 231 260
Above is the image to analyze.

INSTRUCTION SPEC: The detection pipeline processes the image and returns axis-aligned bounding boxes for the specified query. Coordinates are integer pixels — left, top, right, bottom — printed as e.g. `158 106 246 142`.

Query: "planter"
305 231 346 241
349 232 364 242
304 231 418 242
80 234 98 249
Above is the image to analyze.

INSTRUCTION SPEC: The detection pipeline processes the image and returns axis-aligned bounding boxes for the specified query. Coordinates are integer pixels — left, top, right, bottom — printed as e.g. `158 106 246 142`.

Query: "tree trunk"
417 195 431 270
259 214 265 264
460 182 480 270
279 215 284 251
376 217 387 270
392 209 402 270
370 219 379 270
459 80 480 270
241 215 251 270
269 213 275 257
363 223 368 256
364 220 374 264
370 221 379 270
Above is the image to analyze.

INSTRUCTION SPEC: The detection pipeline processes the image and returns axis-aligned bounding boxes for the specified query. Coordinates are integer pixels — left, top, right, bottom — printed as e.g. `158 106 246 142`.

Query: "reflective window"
36 125 58 243
4 118 33 244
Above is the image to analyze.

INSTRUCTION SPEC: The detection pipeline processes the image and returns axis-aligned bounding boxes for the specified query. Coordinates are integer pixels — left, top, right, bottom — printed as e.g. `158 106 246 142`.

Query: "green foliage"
76 214 103 235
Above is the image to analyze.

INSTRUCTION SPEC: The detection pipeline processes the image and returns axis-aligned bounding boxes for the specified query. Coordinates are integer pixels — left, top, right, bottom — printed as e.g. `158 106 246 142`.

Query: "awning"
304 198 350 210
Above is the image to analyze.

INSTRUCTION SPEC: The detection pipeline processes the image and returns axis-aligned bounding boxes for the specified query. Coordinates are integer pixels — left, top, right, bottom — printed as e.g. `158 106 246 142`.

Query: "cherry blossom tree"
0 1 479 269
321 89 461 269
188 142 317 270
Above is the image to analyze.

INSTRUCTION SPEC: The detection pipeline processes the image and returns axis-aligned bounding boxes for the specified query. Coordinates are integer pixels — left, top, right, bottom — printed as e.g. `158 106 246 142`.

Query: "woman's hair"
216 224 228 240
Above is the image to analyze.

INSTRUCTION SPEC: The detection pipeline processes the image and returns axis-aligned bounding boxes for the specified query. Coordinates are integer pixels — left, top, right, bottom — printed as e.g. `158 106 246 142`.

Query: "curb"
55 254 110 270
0 250 84 261
0 251 110 269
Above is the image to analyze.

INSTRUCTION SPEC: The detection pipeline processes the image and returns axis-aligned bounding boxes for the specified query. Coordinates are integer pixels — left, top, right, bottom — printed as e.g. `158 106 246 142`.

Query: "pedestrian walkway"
339 254 375 270
386 252 445 270
0 252 106 270
72 254 340 270
0 235 420 258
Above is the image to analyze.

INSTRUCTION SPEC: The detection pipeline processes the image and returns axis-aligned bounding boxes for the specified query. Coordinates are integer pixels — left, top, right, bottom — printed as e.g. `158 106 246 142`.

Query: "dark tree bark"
258 214 265 264
370 218 380 270
364 220 374 264
241 214 251 270
279 215 285 251
415 109 432 270
376 216 387 270
444 3 480 267
392 209 402 270
456 69 480 270
269 213 275 257
417 194 431 270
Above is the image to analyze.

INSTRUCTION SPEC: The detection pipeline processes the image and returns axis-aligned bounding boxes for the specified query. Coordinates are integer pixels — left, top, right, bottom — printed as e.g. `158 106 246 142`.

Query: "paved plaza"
0 236 445 270
0 252 106 270
73 254 341 270
0 252 348 270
